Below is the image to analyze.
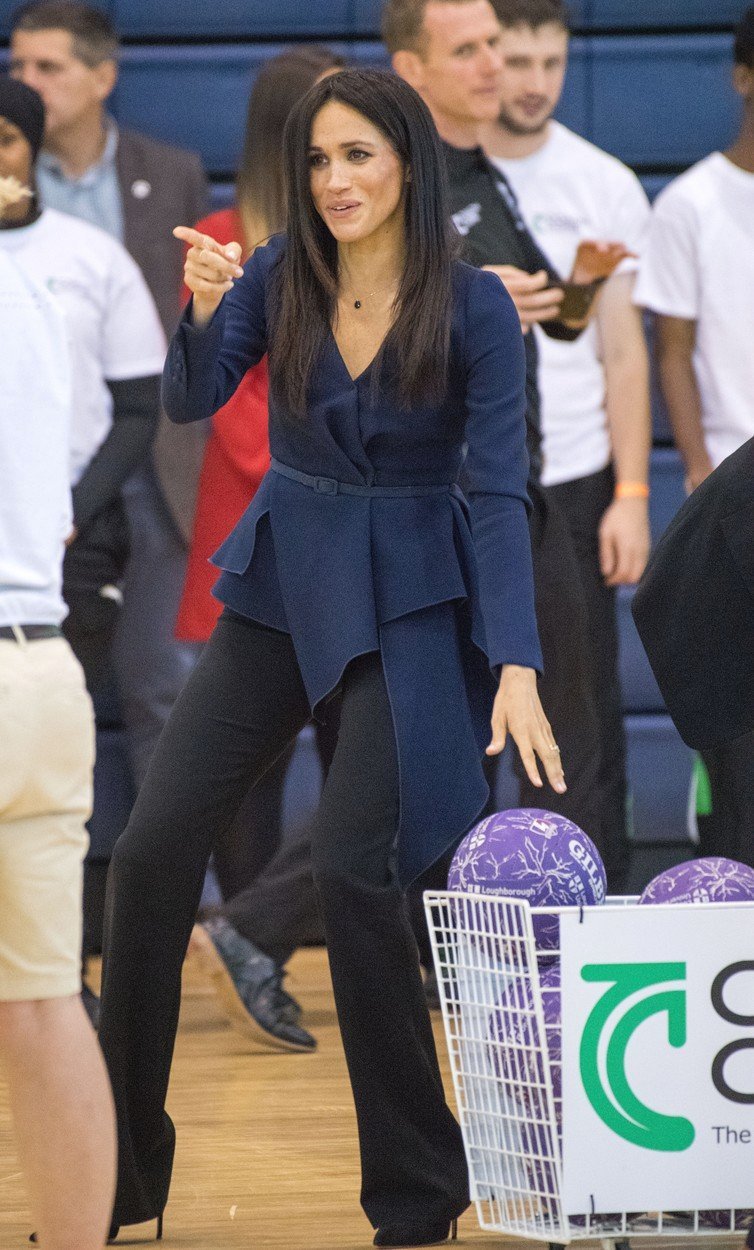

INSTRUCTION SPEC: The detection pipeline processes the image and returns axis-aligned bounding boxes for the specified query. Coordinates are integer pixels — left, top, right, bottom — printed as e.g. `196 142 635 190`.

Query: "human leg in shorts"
0 633 116 1250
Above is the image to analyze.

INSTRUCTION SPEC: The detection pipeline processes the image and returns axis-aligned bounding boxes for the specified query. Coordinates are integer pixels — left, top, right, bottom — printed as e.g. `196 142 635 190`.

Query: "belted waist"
270 458 456 498
0 624 63 642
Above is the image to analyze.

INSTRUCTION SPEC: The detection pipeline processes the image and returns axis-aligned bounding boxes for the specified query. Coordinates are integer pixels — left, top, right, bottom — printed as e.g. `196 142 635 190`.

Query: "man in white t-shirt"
0 89 166 702
635 6 754 866
0 72 165 1020
0 77 115 1250
482 0 651 891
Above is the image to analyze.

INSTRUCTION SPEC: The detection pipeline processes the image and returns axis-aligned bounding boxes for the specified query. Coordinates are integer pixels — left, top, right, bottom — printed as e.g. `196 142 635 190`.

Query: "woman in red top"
180 47 344 1053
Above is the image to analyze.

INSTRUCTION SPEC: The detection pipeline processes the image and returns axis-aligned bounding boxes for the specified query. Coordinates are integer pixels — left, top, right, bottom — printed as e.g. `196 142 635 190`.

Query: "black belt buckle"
314 476 338 495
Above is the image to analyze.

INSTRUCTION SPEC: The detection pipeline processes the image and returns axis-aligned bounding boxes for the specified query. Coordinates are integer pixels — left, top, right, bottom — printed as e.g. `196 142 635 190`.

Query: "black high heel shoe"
30 1213 163 1244
373 1215 458 1246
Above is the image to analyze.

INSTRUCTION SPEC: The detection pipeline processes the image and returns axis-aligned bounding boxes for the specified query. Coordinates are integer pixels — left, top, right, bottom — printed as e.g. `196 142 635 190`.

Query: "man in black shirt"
388 0 604 885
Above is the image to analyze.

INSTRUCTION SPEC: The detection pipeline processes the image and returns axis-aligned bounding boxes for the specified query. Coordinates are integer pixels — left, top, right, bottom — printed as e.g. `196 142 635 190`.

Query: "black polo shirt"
443 141 579 484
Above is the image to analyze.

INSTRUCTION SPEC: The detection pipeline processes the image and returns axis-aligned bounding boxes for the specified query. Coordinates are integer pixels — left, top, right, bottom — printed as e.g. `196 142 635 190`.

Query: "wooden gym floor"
0 945 733 1249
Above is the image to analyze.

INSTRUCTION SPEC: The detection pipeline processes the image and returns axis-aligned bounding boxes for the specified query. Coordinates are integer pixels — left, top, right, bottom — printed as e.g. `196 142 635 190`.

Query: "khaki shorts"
0 635 94 1001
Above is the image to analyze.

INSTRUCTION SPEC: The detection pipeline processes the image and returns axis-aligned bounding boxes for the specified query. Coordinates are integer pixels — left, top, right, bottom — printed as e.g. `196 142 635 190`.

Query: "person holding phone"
482 0 652 893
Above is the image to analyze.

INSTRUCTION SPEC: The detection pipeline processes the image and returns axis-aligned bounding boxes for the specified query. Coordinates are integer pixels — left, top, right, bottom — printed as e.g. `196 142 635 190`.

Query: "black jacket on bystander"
632 437 754 751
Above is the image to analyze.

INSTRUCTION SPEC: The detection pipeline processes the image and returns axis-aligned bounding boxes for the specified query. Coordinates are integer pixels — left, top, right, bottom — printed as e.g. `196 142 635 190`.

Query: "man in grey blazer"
10 0 209 788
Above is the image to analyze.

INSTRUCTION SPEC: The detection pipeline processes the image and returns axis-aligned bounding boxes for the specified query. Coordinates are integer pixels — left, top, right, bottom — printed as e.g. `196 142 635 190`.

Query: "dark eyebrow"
307 140 377 152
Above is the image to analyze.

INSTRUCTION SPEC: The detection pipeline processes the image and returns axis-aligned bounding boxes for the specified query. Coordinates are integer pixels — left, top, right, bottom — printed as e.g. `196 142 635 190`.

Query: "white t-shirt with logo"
0 208 166 488
634 152 754 468
0 249 72 626
491 121 651 487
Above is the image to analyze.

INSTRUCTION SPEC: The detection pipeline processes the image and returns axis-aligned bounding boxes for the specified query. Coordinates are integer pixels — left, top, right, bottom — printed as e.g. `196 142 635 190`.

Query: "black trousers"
215 711 339 959
98 610 469 1231
546 467 629 891
700 729 754 867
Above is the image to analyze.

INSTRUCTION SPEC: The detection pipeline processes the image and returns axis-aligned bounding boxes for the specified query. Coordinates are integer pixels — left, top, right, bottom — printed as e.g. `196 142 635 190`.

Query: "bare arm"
655 314 712 491
596 273 652 586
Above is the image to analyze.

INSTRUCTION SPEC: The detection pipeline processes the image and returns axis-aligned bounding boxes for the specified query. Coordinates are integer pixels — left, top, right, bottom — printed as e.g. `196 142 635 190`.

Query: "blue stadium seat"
351 0 589 36
648 446 685 540
617 585 664 714
347 41 391 71
113 0 352 39
643 314 674 444
640 173 672 202
587 0 743 30
590 34 738 166
554 37 589 135
112 44 346 175
210 181 236 213
625 714 693 842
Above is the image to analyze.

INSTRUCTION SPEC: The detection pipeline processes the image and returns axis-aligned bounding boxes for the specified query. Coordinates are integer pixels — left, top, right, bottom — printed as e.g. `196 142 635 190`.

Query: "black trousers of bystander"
700 729 754 867
545 467 630 892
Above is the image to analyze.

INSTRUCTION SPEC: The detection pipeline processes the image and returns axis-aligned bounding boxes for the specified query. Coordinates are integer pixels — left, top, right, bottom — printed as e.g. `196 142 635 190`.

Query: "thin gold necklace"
340 284 397 310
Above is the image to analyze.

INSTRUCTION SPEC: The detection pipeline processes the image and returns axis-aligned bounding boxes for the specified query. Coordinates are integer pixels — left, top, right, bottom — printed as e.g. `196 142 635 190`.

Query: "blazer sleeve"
463 267 543 673
162 237 277 424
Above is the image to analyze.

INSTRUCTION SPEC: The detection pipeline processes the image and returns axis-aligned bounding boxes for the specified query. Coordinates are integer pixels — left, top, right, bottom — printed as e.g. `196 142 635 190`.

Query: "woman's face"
0 116 33 187
308 100 406 246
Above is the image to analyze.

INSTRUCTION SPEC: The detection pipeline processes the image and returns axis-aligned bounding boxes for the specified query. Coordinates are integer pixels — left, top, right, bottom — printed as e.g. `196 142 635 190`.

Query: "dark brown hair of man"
11 0 119 66
382 0 471 55
734 5 754 68
491 0 569 29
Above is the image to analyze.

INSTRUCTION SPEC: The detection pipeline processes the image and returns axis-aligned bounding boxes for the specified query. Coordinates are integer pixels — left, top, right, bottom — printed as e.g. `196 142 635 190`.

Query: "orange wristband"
615 481 650 501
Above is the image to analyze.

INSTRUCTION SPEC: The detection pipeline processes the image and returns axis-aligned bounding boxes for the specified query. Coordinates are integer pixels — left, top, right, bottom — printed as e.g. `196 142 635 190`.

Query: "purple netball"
640 857 754 906
448 808 606 950
488 959 562 1118
698 1210 754 1230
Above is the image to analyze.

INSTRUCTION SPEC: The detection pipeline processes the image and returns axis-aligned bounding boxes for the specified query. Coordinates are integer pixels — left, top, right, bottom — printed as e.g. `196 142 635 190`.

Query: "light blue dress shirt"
36 119 124 242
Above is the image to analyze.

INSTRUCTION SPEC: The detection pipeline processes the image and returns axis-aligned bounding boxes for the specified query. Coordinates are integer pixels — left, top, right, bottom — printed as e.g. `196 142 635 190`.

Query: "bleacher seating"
106 33 739 176
590 35 736 166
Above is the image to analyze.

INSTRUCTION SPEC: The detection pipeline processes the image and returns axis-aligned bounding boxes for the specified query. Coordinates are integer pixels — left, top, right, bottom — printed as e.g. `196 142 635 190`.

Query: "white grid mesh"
424 890 749 1244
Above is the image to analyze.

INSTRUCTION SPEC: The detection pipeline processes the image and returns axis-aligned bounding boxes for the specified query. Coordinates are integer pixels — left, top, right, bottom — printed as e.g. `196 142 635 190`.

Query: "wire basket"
423 890 751 1244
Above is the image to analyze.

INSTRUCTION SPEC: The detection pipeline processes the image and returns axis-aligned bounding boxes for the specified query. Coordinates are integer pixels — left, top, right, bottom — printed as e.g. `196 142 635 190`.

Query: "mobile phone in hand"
571 239 636 284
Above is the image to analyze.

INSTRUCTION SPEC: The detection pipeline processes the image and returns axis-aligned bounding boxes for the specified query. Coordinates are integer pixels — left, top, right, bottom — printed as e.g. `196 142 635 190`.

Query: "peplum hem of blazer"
162 234 542 884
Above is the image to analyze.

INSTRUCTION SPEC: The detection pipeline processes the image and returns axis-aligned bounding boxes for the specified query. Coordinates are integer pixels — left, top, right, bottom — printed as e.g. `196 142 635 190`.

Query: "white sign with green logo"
560 904 754 1213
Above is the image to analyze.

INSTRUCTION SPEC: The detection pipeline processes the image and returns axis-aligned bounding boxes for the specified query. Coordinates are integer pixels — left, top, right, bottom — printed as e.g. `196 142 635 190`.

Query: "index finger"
173 225 227 255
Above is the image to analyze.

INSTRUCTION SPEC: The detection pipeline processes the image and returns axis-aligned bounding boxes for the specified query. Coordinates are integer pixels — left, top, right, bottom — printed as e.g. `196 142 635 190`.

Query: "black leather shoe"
195 918 316 1052
374 1216 458 1246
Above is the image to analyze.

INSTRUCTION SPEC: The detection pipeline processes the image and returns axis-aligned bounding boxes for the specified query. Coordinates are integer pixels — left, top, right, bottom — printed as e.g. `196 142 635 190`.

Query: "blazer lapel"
115 129 151 265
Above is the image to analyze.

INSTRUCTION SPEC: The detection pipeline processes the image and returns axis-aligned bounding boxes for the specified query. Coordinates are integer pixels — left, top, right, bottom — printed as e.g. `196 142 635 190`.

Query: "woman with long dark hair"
98 69 565 1248
176 47 344 1054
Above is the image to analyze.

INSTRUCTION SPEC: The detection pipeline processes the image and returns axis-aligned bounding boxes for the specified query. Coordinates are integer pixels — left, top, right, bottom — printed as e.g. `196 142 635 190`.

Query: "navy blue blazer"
162 235 541 883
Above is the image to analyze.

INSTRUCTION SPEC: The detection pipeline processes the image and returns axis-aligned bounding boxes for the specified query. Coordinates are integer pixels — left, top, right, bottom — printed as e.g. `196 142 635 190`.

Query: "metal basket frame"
424 890 750 1245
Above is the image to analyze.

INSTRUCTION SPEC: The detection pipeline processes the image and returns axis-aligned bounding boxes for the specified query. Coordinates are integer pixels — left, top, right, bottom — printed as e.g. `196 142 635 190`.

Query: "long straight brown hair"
268 69 457 415
236 46 344 251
